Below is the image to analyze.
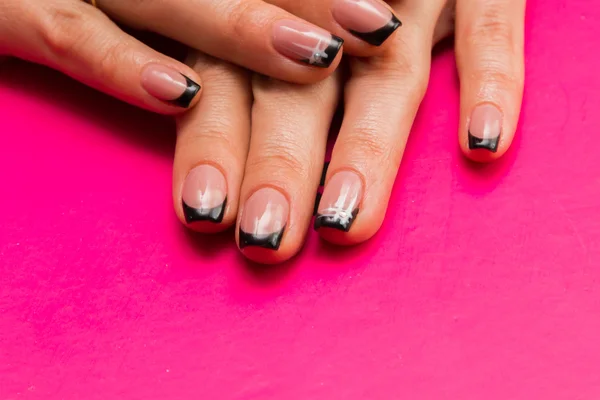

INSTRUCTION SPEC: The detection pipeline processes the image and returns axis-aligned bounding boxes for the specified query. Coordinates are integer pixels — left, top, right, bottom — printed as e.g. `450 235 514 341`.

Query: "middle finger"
236 74 340 264
315 0 445 244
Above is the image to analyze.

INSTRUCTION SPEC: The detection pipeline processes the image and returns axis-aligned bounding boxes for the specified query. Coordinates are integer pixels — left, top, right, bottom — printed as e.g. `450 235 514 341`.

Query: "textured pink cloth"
1 1 600 398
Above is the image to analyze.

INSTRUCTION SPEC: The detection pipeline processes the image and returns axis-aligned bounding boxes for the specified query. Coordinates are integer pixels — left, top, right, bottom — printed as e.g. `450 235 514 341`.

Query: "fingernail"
313 192 322 216
468 103 503 152
239 188 289 250
181 164 227 224
141 63 200 108
332 0 401 46
315 170 363 232
320 161 330 186
272 20 343 68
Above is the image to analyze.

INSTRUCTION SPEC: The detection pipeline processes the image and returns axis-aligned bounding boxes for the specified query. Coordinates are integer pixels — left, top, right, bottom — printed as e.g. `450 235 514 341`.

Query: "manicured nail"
315 170 363 232
272 20 344 68
468 103 503 152
332 0 401 46
320 162 330 186
181 164 227 224
313 192 322 216
239 188 289 250
141 63 200 108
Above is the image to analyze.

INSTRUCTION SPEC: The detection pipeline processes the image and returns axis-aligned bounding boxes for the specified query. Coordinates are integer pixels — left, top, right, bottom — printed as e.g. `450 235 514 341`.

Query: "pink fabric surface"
1 1 599 398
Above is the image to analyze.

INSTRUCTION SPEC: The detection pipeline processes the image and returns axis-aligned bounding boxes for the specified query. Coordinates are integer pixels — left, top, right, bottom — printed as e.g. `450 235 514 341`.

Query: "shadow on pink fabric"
1 1 600 398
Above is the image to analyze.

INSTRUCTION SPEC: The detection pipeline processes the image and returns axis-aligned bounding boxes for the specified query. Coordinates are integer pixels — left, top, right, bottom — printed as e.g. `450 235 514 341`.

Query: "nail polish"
181 164 227 224
141 63 200 108
315 170 363 232
239 188 289 250
313 192 322 216
272 20 344 68
468 103 503 152
332 0 402 46
320 162 330 186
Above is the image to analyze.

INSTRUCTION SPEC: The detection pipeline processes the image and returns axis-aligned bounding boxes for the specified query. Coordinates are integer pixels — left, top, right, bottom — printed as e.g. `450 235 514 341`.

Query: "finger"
174 52 251 232
11 1 202 114
236 74 340 264
96 0 344 84
455 0 526 161
315 4 438 245
265 0 402 55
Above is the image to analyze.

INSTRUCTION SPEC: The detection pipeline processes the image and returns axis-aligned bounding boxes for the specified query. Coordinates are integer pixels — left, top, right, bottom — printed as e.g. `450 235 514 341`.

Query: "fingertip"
139 62 203 113
329 0 402 53
460 102 516 163
314 209 384 246
238 243 297 265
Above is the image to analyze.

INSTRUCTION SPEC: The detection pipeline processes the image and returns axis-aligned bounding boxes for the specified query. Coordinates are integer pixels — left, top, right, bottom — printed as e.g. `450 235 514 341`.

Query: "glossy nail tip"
300 36 344 68
314 208 359 232
182 198 226 224
170 75 201 108
239 228 286 251
349 14 401 46
468 132 500 152
313 192 323 216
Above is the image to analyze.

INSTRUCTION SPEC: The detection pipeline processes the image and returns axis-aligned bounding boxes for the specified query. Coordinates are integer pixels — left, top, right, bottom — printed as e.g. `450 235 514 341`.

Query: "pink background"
1 0 600 398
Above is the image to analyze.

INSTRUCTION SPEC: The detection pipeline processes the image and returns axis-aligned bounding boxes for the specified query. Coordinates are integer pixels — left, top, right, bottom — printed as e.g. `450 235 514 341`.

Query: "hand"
174 0 525 264
0 0 403 115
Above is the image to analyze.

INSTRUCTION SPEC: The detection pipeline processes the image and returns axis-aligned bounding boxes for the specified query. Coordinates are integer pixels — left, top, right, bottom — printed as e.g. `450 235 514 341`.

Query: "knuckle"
372 53 430 99
253 74 339 107
246 142 309 182
180 125 239 155
465 9 515 50
474 64 523 92
204 63 249 89
343 127 394 164
227 0 263 39
37 5 85 56
95 41 130 80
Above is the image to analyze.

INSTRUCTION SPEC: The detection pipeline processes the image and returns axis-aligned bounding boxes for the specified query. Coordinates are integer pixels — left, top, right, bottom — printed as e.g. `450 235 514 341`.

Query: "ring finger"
315 0 443 244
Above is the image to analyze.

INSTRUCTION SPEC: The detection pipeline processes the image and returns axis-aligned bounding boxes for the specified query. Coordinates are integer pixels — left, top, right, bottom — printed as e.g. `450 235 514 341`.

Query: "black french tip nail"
239 227 285 250
182 198 226 224
170 75 201 108
320 162 330 187
300 35 344 68
468 132 500 153
313 192 323 216
349 15 402 47
314 208 359 232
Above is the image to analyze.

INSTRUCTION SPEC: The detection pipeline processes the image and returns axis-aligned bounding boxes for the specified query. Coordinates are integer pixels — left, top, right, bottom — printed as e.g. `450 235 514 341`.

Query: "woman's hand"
0 0 404 115
177 0 525 264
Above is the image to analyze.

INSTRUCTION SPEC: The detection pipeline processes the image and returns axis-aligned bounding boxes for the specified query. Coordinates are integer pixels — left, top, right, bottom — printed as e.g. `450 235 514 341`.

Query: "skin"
174 0 526 264
0 0 403 115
